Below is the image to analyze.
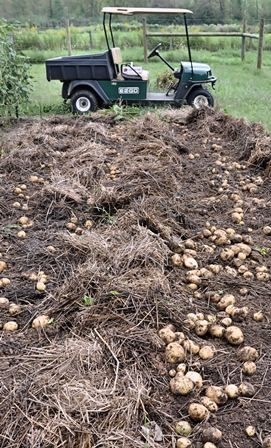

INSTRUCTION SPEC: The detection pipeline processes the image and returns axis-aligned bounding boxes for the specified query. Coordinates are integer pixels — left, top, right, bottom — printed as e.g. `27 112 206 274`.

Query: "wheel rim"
193 94 209 109
75 97 91 112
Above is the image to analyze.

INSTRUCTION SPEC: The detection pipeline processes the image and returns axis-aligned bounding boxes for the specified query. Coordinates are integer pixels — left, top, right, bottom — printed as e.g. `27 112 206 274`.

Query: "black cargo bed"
46 51 115 81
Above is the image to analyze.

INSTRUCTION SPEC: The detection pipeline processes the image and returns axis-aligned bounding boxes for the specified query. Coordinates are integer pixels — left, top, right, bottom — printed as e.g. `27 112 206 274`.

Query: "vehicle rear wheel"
187 88 214 109
71 90 98 114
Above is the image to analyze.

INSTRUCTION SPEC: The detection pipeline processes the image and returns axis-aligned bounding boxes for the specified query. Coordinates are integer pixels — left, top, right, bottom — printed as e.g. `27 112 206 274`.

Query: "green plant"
81 294 94 306
0 20 32 117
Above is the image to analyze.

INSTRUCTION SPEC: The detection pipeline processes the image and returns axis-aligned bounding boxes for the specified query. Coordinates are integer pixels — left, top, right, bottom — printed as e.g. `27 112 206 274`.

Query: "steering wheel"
147 43 162 59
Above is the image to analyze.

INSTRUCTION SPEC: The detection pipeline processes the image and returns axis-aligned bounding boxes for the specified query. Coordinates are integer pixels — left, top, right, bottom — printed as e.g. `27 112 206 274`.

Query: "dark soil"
0 108 270 448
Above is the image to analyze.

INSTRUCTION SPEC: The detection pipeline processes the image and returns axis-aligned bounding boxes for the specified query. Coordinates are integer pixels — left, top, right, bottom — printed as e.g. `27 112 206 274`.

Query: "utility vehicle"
46 7 216 113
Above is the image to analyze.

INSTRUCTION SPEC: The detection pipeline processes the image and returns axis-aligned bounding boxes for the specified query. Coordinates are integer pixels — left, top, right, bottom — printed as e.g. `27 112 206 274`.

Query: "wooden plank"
143 18 147 64
146 32 259 39
241 19 247 61
257 18 265 69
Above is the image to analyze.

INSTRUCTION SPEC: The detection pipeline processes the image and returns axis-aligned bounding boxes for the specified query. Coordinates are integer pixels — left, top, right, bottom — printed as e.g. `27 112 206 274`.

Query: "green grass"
26 48 271 131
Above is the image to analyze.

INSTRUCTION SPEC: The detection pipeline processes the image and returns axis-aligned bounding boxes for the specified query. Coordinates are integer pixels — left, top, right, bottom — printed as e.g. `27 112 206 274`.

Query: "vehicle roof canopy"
102 7 193 15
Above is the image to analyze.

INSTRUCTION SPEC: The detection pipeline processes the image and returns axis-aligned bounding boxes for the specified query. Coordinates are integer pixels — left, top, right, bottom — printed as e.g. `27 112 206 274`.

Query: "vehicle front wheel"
71 90 98 114
186 88 214 109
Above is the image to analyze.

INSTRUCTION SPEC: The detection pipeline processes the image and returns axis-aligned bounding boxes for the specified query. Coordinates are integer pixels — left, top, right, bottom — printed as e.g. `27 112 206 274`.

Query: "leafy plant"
81 294 94 306
0 19 32 117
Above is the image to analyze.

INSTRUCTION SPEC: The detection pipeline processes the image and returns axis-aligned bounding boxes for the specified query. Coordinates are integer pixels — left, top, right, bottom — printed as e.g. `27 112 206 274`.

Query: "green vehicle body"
46 7 217 112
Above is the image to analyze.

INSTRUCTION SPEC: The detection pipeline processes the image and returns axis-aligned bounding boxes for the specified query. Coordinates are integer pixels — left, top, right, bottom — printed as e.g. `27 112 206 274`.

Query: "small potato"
159 326 176 345
238 346 259 362
66 222 77 231
1 278 11 286
17 230 27 238
224 326 244 345
183 255 198 270
3 321 18 331
188 403 209 422
203 443 217 448
220 317 232 327
176 438 192 448
245 426 256 437
194 320 209 337
36 281 46 292
205 386 228 405
170 374 194 395
185 371 203 388
177 363 187 374
220 248 235 261
231 306 249 322
209 324 224 338
0 297 10 308
199 346 214 360
183 339 200 355
84 220 93 230
18 216 29 225
172 253 183 266
0 261 7 273
263 226 271 236
165 342 185 364
253 311 264 322
201 427 222 444
242 361 257 376
239 382 255 397
175 421 192 436
201 396 218 413
263 436 271 448
9 303 21 315
32 315 50 329
225 384 239 399
169 369 176 377
217 294 235 310
47 245 56 253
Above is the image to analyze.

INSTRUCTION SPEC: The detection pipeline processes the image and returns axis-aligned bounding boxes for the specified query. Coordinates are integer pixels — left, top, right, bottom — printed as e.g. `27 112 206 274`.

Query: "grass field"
27 48 271 130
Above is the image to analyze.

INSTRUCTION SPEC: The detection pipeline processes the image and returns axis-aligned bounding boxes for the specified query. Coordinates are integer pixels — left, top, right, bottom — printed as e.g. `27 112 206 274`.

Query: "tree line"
0 0 270 24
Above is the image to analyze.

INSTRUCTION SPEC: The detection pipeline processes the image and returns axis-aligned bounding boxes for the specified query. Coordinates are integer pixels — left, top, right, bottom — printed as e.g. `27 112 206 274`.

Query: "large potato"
224 326 244 345
159 325 176 344
165 342 185 364
205 386 228 405
188 403 209 421
237 346 258 362
201 427 222 444
170 374 194 395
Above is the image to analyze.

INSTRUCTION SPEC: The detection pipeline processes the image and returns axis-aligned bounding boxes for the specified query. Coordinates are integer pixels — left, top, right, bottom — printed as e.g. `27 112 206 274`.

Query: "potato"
170 374 194 395
201 397 218 413
185 371 203 388
172 253 183 266
201 427 222 444
1 278 11 286
206 314 217 324
195 320 209 336
175 421 192 436
256 272 270 281
188 403 209 422
32 315 50 329
224 326 244 345
263 436 271 448
9 303 21 315
0 261 7 273
183 339 200 355
231 306 249 322
17 230 27 238
187 283 198 291
165 342 185 364
186 274 201 285
242 361 257 376
159 326 176 344
18 216 29 225
66 222 77 231
217 294 235 310
203 443 217 448
220 248 235 261
0 297 9 308
263 226 271 236
176 332 186 344
253 311 264 322
84 220 93 230
225 384 239 399
36 281 46 292
186 313 198 321
176 438 192 448
205 386 228 405
209 324 224 338
47 245 57 253
245 426 256 437
183 255 198 270
208 264 221 275
238 346 258 362
177 363 187 374
169 369 176 377
220 317 232 327
3 321 18 331
239 382 255 397
199 346 214 360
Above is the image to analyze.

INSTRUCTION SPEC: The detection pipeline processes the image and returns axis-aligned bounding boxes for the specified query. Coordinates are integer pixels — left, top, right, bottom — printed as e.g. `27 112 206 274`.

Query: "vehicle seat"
111 47 122 65
122 64 149 81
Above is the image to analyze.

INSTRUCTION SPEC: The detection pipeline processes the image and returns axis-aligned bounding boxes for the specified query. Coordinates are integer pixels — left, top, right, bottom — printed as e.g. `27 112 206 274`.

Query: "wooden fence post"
257 18 264 69
66 19 72 56
241 18 247 61
88 30 93 48
143 18 147 63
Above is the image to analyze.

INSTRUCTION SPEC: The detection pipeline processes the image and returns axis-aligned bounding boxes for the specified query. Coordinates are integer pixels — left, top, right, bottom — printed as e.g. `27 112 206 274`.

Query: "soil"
0 108 270 448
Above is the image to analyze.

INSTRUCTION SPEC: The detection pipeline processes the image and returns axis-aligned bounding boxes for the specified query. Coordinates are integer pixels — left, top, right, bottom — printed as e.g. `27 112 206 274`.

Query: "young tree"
0 20 32 117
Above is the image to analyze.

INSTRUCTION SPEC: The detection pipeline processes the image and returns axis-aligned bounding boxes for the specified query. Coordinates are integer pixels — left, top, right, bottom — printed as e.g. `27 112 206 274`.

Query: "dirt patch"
0 108 270 448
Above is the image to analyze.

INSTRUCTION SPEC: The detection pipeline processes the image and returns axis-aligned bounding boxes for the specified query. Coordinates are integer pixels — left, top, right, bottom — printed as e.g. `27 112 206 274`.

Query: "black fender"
174 81 203 105
65 80 111 106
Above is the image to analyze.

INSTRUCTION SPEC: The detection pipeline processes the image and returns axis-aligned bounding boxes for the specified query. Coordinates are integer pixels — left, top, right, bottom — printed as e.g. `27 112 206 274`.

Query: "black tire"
186 88 214 109
70 90 98 114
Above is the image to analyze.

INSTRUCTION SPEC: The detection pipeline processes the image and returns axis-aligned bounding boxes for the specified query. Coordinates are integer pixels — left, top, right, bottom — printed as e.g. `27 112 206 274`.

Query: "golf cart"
46 7 216 113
